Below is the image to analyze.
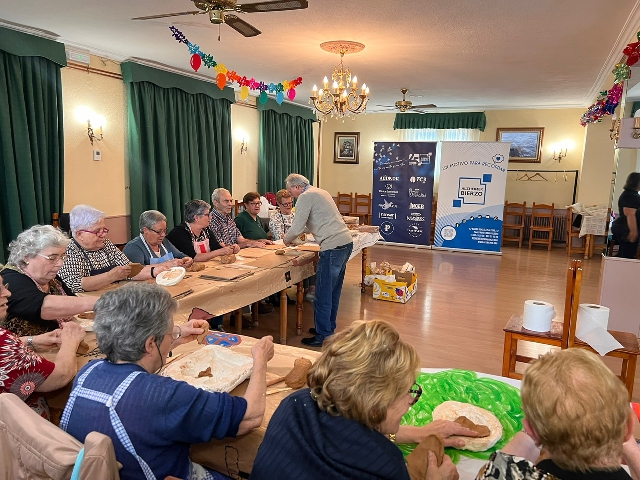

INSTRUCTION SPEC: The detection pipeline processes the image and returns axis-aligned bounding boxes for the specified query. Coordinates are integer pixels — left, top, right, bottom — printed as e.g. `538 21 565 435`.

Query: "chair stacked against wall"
528 202 554 250
502 201 526 248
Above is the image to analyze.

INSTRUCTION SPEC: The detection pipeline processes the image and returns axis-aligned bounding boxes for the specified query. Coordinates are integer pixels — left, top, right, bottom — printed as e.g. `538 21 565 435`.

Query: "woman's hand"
59 321 86 347
399 421 479 447
425 452 459 480
181 257 194 268
172 320 208 346
110 264 132 281
31 330 63 350
216 245 236 256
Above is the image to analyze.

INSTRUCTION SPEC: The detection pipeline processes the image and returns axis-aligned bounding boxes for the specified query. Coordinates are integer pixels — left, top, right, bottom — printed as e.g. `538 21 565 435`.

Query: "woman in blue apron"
123 210 193 268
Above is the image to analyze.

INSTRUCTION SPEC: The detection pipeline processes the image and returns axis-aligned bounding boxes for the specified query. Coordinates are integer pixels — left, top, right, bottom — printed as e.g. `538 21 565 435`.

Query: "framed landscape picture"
496 127 544 163
334 132 360 164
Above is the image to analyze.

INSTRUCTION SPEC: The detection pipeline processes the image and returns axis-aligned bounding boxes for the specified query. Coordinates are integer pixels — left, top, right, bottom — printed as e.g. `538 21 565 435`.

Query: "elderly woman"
612 172 640 259
0 274 86 419
252 320 474 480
58 205 164 293
234 192 273 244
478 348 640 479
269 189 295 241
123 210 193 268
0 225 97 336
61 283 274 480
166 199 236 261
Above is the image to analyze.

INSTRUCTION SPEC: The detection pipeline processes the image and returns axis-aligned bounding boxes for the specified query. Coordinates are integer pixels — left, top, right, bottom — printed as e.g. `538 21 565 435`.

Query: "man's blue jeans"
313 242 353 340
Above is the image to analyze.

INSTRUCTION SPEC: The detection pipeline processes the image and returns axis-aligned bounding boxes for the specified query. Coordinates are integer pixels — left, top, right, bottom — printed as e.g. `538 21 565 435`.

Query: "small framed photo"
496 127 544 163
334 132 360 164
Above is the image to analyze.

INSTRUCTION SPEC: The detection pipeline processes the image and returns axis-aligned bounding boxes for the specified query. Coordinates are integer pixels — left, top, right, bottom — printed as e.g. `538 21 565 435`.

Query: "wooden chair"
528 203 554 250
502 201 526 248
234 200 244 217
336 192 353 215
350 193 372 225
566 206 586 256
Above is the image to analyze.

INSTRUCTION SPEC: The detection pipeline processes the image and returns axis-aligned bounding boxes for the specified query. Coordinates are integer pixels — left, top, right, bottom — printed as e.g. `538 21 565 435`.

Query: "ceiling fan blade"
132 10 204 20
224 14 261 37
411 103 437 109
238 0 308 13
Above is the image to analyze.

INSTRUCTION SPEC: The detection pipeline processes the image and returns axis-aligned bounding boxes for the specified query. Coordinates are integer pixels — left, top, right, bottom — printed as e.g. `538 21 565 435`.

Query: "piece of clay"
454 416 491 438
186 262 205 272
275 249 286 255
284 358 313 389
197 366 213 378
406 434 445 480
220 254 236 264
76 340 90 355
77 311 95 320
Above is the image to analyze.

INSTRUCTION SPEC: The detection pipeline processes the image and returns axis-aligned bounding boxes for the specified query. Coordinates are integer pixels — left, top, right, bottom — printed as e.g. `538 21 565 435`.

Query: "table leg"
502 333 513 377
235 308 243 335
280 289 287 345
625 355 637 399
296 281 304 336
583 235 591 259
589 234 595 258
361 247 368 293
251 301 259 327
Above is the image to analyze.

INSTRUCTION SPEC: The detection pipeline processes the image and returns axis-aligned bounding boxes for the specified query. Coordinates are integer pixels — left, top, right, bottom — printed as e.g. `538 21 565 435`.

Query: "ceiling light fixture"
310 41 369 120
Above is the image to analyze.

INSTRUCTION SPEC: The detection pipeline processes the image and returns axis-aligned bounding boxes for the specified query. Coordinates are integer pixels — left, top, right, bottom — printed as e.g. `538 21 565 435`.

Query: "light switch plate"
93 149 101 161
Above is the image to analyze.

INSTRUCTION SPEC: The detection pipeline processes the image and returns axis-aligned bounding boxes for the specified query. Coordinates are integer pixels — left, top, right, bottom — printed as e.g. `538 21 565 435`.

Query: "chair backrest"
336 192 353 214
53 213 71 236
561 259 582 348
234 200 244 217
353 193 372 214
504 201 526 225
531 203 554 226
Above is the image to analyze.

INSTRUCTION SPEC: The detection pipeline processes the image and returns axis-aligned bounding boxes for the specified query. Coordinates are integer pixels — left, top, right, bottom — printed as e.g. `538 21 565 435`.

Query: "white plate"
155 266 186 286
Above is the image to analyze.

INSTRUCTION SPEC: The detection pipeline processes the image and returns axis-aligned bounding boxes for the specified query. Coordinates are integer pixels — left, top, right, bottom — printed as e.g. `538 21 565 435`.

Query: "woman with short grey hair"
62 282 275 480
1 225 97 336
123 210 193 268
58 204 163 293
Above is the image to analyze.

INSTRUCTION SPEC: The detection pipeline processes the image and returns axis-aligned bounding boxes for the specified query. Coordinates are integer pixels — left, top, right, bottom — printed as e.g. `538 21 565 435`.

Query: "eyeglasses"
409 383 423 406
279 202 293 207
248 201 262 206
148 228 167 235
166 326 182 341
36 253 69 263
79 228 109 236
200 211 212 217
0 282 9 294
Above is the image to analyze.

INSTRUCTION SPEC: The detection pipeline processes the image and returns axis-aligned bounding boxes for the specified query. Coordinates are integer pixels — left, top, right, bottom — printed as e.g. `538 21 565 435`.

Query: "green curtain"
0 49 65 263
258 109 314 194
127 81 232 234
393 112 487 131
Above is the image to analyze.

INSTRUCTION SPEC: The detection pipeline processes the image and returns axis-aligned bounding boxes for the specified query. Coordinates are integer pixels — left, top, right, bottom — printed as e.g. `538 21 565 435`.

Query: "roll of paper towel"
576 304 622 356
523 300 556 332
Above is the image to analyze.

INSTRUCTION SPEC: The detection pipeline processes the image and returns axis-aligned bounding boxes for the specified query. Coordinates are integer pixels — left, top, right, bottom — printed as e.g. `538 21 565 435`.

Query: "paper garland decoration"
170 26 302 105
580 32 640 126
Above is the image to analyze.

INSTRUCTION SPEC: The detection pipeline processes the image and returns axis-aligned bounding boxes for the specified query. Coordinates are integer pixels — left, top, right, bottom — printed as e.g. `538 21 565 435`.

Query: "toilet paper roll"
522 300 556 332
576 304 622 356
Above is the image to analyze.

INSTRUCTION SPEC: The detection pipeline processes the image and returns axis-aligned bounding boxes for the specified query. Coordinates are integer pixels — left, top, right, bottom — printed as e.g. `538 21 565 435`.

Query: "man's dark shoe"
301 336 323 347
308 327 317 335
257 302 274 314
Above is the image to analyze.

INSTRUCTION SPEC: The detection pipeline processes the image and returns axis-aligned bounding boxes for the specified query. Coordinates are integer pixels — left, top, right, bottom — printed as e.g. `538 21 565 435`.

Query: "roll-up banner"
372 142 437 246
433 142 510 254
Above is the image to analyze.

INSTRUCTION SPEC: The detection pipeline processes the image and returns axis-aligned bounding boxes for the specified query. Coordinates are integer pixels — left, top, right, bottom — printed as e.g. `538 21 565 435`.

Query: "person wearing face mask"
58 205 166 293
61 283 274 480
0 272 86 420
1 224 97 337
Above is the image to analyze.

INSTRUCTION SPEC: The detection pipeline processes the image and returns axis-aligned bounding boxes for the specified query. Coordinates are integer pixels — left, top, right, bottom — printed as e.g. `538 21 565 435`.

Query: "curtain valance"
393 112 486 131
257 98 316 121
0 26 66 67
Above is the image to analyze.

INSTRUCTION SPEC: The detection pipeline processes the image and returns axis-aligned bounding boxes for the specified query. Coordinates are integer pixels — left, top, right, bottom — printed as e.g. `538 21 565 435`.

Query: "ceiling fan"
132 0 309 38
376 88 437 113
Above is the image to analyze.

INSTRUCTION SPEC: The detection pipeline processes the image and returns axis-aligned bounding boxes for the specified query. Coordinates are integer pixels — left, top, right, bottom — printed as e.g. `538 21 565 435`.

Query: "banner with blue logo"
372 142 436 246
433 142 510 254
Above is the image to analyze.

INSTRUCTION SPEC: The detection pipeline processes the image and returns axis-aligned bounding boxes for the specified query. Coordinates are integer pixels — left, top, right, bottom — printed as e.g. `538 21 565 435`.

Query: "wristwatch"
27 336 34 351
151 267 156 278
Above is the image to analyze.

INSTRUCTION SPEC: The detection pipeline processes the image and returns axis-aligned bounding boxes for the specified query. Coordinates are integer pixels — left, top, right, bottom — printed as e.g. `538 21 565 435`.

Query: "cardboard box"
372 271 418 304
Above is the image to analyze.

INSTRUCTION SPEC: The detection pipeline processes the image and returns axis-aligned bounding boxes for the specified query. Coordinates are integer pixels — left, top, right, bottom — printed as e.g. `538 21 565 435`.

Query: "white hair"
70 205 105 236
139 210 166 232
211 188 230 204
7 225 70 268
285 173 310 188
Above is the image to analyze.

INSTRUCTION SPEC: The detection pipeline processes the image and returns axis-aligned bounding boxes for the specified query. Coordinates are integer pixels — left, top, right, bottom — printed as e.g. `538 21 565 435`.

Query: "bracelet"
27 336 34 351
388 433 396 443
151 267 156 278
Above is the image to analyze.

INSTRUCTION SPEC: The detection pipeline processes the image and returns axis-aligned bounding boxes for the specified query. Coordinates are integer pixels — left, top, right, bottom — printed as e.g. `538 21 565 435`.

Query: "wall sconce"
550 140 573 163
240 137 248 155
552 148 567 162
87 119 103 145
610 114 621 141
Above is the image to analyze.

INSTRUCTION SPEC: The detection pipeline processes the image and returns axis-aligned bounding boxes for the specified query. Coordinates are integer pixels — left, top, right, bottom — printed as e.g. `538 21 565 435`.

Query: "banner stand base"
431 246 502 256
377 241 432 249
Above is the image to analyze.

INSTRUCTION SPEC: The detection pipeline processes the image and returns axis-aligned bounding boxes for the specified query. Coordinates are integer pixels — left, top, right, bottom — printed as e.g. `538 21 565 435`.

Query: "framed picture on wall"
334 132 360 164
496 127 544 163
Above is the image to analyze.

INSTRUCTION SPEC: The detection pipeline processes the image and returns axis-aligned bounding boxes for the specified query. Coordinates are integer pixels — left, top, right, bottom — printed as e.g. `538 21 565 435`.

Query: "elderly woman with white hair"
62 283 274 480
0 224 97 337
58 205 165 293
123 210 193 268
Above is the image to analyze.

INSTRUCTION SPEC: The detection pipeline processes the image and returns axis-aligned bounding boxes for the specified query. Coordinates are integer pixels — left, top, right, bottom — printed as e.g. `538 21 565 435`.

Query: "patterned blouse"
209 208 242 246
477 452 559 480
0 327 55 419
269 210 295 241
58 238 130 293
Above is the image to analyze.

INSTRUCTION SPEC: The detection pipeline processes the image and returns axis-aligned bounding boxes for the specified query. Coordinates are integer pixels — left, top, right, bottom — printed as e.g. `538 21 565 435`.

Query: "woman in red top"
0 274 85 419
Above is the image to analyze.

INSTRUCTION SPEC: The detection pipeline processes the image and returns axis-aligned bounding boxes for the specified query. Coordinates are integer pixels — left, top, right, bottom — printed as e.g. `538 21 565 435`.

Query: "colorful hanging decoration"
169 26 302 101
580 32 640 126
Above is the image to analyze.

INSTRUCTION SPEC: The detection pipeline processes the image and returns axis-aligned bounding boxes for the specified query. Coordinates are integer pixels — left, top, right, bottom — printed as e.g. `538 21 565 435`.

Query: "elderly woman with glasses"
269 189 295 241
0 225 97 337
251 320 474 480
62 283 274 480
123 210 194 268
234 191 274 245
0 274 87 420
58 204 164 293
166 200 236 262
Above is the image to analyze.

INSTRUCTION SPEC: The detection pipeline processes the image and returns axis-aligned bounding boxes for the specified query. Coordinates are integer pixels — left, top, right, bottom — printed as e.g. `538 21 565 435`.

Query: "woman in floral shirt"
0 273 86 419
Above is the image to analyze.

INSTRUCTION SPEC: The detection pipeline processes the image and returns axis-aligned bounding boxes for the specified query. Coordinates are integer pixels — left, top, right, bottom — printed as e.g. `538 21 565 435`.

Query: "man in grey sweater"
284 174 353 347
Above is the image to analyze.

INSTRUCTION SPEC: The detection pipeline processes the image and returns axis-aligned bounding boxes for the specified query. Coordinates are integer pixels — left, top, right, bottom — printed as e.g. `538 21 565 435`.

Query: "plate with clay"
155 267 186 286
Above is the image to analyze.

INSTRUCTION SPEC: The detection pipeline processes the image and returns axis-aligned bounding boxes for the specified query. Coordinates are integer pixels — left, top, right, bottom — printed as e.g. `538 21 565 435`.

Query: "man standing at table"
284 174 353 347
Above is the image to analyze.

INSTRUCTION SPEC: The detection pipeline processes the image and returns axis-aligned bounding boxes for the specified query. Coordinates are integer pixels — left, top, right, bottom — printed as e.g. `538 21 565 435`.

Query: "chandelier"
310 41 370 119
